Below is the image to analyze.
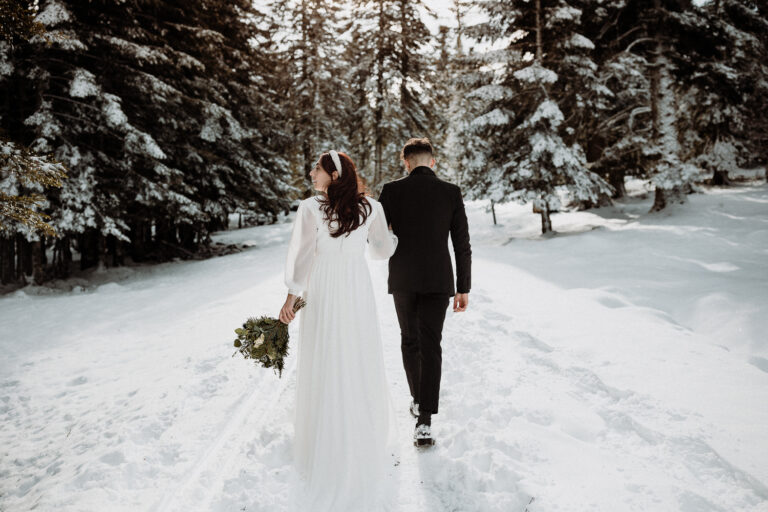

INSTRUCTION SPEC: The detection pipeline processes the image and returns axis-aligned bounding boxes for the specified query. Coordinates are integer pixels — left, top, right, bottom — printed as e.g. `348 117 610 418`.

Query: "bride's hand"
279 294 298 324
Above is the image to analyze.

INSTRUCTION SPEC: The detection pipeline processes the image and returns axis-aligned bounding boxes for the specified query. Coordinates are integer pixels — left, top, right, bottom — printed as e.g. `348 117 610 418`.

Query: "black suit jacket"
378 166 471 295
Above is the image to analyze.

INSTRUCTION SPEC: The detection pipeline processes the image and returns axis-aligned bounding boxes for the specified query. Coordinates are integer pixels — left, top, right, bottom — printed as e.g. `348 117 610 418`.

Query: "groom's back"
378 167 471 295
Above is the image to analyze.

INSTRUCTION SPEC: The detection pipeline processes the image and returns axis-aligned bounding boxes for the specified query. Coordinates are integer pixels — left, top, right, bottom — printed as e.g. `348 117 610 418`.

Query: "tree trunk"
40 236 47 266
373 0 385 190
649 0 662 141
130 220 153 262
535 0 543 61
53 235 72 279
650 185 686 212
1 236 15 284
80 230 100 270
106 234 124 267
651 187 667 212
31 240 44 285
490 200 497 225
609 167 626 198
14 234 26 285
179 223 196 252
711 169 732 186
540 204 552 234
19 235 32 277
97 233 107 270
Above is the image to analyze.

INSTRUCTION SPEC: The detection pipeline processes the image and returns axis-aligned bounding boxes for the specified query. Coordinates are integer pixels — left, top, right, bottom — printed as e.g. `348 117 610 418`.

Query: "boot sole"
414 438 435 447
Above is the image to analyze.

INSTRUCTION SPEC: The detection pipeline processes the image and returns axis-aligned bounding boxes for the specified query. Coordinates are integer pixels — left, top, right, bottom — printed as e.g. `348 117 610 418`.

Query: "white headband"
329 150 342 177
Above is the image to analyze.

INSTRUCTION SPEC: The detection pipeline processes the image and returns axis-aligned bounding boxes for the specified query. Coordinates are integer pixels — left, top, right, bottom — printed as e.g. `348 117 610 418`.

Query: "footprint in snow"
67 376 87 386
514 331 553 353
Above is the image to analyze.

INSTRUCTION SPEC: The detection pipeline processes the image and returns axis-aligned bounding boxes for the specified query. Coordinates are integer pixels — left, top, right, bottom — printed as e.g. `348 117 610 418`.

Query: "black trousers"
392 292 451 416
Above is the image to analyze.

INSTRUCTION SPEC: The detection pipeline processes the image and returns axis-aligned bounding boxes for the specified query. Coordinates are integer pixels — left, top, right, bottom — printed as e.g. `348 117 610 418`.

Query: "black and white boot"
414 423 435 447
409 400 419 418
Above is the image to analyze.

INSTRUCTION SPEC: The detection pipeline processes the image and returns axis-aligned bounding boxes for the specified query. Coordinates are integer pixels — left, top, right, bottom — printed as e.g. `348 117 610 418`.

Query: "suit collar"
409 166 435 177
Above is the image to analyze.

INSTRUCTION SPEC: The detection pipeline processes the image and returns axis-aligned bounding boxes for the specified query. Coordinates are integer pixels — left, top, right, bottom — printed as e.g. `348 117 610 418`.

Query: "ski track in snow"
151 353 295 512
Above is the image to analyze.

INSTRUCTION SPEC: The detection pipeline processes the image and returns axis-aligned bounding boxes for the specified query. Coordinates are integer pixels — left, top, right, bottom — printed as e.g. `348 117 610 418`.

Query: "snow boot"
414 423 434 447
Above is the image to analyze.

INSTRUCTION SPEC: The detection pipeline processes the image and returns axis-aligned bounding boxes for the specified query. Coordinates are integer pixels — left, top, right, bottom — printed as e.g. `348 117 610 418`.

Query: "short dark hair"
401 137 434 161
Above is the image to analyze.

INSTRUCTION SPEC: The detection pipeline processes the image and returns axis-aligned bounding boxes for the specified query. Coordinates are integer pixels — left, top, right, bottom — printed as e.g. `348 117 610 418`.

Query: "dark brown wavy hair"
317 151 372 238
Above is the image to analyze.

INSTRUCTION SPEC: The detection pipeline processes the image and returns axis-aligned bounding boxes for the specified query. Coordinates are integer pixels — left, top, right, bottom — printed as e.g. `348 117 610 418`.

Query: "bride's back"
306 196 377 257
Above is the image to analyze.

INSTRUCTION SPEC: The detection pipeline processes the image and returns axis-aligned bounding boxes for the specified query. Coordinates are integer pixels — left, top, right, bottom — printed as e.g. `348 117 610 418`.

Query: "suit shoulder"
384 176 408 187
435 176 461 193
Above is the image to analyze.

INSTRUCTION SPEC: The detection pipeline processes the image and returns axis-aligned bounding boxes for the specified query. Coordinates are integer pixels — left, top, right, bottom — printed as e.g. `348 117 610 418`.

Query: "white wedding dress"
284 195 399 512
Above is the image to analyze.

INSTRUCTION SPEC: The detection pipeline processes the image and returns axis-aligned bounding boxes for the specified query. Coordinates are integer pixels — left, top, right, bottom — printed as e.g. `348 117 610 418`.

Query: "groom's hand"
453 293 468 313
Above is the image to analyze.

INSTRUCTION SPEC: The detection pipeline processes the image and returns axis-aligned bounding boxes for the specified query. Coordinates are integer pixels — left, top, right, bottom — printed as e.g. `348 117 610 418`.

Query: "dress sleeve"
367 200 398 260
285 200 317 295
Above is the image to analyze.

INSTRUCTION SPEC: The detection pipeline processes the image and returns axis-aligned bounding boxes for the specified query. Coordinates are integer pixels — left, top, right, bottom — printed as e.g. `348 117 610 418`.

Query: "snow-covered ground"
1 180 767 512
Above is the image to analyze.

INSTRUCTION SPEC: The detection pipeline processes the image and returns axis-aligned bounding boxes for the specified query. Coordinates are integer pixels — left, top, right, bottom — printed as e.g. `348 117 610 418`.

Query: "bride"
279 150 399 511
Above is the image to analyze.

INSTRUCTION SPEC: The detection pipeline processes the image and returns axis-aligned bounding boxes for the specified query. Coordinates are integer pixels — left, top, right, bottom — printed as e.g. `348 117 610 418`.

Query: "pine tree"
350 0 436 190
443 0 493 190
341 24 377 186
0 0 67 285
465 0 612 233
587 0 713 211
580 1 654 199
1 0 291 283
677 0 768 185
271 0 351 191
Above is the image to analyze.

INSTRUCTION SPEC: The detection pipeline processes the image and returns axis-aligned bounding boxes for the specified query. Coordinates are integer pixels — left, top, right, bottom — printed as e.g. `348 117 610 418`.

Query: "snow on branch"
566 33 594 50
0 42 13 79
34 1 72 27
527 100 564 129
467 84 514 102
471 108 511 130
95 35 173 67
69 68 100 98
513 64 558 84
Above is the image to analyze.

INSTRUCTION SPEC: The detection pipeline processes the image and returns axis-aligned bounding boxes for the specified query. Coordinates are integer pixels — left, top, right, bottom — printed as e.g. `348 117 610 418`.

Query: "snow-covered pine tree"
442 0 493 190
1 0 68 285
588 0 712 211
350 0 436 190
675 0 768 185
1 0 290 282
578 1 653 199
466 0 612 233
341 24 376 184
270 0 352 192
396 0 436 142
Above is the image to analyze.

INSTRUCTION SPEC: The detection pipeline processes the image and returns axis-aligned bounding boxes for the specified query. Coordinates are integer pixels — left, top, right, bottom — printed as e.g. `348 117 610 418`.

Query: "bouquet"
232 298 307 377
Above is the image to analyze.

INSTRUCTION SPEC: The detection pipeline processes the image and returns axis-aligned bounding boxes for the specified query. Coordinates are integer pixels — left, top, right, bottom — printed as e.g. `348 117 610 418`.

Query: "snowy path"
2 186 768 511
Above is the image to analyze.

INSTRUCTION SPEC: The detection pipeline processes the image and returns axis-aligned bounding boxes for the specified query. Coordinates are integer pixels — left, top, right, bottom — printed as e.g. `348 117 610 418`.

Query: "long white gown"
284 195 399 512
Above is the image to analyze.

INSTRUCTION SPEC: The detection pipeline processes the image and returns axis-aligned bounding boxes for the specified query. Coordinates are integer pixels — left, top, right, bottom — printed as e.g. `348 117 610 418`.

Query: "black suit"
379 166 472 417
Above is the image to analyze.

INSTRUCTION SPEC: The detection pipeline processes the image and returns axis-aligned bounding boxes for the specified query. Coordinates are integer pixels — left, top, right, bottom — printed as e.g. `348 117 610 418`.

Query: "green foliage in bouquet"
232 298 307 377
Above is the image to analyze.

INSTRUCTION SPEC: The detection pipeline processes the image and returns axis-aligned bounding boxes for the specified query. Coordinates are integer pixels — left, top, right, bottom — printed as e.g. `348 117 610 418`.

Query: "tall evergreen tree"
465 0 612 233
1 0 68 285
1 0 290 283
350 0 436 189
442 0 493 190
587 0 712 211
676 0 768 185
271 0 351 192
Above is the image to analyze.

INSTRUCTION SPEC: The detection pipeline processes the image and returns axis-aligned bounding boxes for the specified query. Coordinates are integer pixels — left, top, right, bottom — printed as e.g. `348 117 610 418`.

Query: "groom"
378 138 472 447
